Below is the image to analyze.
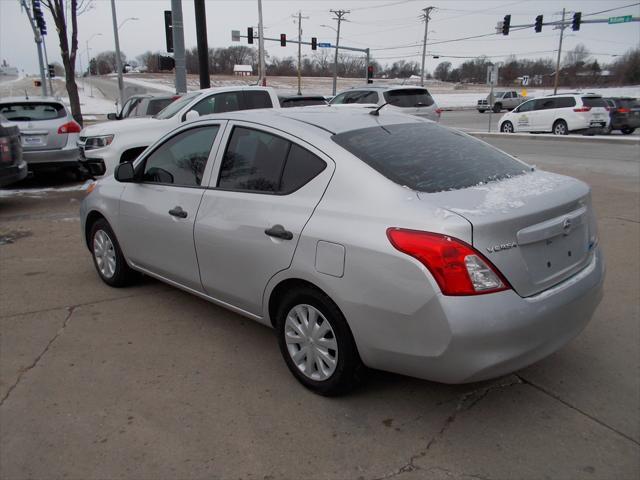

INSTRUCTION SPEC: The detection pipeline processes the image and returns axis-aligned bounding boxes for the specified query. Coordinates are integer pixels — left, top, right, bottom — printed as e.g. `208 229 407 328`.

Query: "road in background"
1 137 638 479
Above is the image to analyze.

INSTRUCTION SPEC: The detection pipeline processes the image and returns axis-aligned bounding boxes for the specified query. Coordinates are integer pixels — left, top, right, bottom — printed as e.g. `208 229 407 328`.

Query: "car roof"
278 95 326 100
0 96 67 104
202 105 426 135
345 85 429 92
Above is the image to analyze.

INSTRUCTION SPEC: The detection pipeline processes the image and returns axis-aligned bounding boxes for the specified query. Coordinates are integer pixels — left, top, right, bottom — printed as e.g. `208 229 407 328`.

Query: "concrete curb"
467 131 640 145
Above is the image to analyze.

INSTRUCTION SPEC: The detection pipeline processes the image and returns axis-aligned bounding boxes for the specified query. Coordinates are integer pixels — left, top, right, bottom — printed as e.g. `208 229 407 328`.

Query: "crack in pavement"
371 377 522 480
601 216 640 224
0 288 171 319
515 374 640 447
0 306 77 407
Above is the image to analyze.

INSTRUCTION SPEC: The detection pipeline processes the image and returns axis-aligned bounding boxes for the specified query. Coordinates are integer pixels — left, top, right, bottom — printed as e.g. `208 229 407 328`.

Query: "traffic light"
248 27 254 44
164 11 173 53
280 33 286 47
572 12 582 31
502 14 511 35
367 65 374 84
535 15 543 33
32 0 46 36
311 37 317 50
47 64 55 78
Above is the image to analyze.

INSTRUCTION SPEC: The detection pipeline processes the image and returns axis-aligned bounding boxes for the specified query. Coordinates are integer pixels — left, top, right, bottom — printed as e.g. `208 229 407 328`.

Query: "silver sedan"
80 108 604 395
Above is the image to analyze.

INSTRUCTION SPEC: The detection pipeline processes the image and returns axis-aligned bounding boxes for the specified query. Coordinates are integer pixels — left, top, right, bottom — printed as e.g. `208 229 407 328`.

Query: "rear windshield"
154 92 199 119
147 98 175 116
383 89 434 108
0 102 65 121
617 98 640 109
281 97 327 107
582 97 606 108
332 123 528 193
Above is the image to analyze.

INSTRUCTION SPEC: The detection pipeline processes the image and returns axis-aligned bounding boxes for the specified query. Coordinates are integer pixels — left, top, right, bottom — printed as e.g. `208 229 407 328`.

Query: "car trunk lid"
419 171 596 297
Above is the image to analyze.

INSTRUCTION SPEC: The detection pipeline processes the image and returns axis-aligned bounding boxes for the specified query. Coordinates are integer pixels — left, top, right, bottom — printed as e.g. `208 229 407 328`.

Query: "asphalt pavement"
0 137 638 479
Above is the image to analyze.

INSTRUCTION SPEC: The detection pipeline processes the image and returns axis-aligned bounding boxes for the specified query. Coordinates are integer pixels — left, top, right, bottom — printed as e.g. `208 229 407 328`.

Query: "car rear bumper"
23 146 80 169
357 247 605 384
0 160 28 187
610 118 640 130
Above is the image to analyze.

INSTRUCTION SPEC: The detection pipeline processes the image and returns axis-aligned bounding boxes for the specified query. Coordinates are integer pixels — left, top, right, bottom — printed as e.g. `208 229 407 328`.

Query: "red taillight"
617 107 630 113
57 121 82 134
387 228 510 296
573 106 592 112
0 137 10 163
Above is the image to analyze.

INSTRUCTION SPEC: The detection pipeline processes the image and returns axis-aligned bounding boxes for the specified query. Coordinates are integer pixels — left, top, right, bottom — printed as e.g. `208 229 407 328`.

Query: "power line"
583 2 640 17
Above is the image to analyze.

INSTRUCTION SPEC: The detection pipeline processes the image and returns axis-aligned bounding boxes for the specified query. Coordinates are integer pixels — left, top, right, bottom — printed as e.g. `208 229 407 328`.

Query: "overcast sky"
1 0 639 74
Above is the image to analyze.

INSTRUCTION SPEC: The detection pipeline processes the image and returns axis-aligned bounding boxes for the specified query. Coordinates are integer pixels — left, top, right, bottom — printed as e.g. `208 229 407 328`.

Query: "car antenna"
369 102 390 116
24 89 29 100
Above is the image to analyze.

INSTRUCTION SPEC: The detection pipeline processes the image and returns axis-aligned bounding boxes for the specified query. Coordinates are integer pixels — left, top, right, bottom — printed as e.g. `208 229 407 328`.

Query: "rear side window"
0 102 65 121
281 97 327 108
218 127 326 194
331 91 378 104
555 97 576 108
332 123 527 193
384 89 434 107
141 126 219 186
147 98 174 116
582 97 606 108
244 91 273 109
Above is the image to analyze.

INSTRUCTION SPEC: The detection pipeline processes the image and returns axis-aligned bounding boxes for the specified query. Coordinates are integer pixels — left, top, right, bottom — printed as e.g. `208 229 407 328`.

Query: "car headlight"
84 134 114 150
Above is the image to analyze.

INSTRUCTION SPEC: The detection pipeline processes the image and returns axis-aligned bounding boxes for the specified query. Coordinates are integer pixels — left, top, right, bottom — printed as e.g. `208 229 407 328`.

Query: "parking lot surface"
1 138 638 479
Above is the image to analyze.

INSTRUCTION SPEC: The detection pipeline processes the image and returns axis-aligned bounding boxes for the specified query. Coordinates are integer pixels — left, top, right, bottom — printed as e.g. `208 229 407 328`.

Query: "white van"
499 94 609 135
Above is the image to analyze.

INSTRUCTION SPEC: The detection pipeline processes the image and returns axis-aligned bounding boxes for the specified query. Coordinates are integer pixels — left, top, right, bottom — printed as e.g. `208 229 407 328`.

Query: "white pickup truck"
477 90 527 113
79 86 280 176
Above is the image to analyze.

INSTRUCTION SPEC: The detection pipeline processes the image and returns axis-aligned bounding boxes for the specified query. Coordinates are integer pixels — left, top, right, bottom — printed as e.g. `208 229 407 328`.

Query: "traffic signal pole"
553 8 566 95
21 0 48 97
110 0 125 107
293 11 309 95
171 0 187 94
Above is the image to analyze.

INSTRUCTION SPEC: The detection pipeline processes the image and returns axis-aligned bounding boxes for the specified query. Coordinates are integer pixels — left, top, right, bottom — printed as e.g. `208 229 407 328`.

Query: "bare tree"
42 0 92 125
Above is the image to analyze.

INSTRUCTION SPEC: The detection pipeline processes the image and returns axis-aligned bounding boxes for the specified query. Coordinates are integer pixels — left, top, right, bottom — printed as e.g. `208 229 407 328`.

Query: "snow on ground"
0 180 93 197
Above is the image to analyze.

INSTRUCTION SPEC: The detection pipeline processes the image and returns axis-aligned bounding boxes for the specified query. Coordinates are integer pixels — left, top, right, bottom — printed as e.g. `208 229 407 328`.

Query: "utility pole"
110 0 125 107
293 11 309 95
171 0 187 94
194 0 210 89
257 0 266 85
420 6 434 87
553 8 566 95
330 9 349 96
21 0 48 96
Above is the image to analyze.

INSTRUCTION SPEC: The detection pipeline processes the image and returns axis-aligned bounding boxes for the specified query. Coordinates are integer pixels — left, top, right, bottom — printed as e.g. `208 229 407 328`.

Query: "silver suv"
0 97 80 173
329 85 441 121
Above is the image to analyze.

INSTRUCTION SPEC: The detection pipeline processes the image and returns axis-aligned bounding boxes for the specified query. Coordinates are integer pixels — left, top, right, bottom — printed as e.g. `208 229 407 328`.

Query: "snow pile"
0 180 93 197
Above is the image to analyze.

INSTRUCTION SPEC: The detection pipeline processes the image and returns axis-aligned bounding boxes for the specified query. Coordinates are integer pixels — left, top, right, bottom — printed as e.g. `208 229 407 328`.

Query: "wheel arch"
267 277 330 328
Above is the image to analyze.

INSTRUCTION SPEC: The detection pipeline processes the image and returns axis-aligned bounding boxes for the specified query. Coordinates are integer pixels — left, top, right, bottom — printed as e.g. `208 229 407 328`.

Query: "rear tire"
90 218 137 287
621 127 635 135
275 286 364 396
500 121 514 133
553 120 568 135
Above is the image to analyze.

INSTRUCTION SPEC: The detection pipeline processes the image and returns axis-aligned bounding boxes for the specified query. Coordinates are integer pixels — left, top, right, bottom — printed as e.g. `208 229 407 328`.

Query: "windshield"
332 123 528 193
494 91 506 97
154 92 199 119
0 102 65 121
383 89 434 108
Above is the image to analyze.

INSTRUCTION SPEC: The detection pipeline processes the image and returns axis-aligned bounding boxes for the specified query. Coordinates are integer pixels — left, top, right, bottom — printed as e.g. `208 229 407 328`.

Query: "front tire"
90 218 137 287
492 103 502 113
275 286 363 396
501 121 514 133
553 119 568 135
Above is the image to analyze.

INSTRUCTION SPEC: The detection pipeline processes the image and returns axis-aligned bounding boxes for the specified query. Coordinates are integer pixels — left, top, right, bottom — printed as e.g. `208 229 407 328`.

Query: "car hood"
80 117 164 137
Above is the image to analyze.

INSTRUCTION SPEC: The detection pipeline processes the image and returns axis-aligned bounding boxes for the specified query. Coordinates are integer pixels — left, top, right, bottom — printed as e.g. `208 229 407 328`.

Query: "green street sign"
608 15 632 24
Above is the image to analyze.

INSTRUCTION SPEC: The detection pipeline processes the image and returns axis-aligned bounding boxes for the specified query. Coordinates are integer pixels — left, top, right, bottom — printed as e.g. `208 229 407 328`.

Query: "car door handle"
264 224 293 240
168 206 188 218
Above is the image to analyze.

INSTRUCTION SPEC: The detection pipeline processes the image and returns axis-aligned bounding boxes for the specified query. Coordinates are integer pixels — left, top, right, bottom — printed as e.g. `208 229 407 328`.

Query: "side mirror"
114 162 135 183
184 110 200 122
107 113 118 120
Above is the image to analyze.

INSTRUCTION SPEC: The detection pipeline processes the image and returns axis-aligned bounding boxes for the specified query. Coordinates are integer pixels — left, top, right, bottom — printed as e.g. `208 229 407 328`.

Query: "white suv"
498 94 609 135
79 86 280 176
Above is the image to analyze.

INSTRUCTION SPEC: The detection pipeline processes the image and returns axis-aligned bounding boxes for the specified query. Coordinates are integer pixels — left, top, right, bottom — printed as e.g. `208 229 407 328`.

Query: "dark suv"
603 97 639 135
0 114 27 187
